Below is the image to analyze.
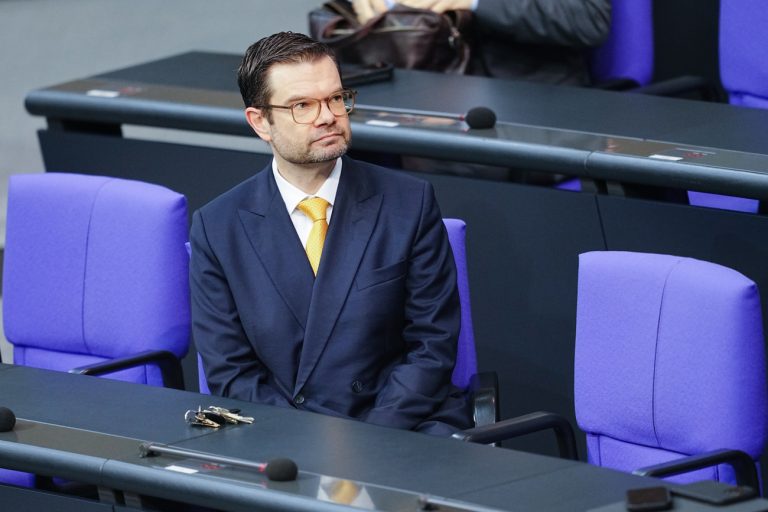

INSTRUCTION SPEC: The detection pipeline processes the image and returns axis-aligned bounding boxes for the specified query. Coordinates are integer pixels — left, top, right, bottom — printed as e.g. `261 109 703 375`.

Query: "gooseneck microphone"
139 442 298 482
0 407 16 432
261 458 299 482
355 104 497 129
462 106 497 130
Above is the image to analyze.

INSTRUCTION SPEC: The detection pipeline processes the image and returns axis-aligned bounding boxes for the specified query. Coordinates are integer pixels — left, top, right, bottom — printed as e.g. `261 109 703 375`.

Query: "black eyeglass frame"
255 89 357 124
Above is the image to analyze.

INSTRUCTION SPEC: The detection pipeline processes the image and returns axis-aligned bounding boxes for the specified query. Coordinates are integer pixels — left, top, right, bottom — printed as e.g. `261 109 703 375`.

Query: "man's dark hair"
238 32 338 113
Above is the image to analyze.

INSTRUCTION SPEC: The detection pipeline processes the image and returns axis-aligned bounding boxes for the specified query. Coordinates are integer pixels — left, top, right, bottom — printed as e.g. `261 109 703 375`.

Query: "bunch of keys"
184 405 254 429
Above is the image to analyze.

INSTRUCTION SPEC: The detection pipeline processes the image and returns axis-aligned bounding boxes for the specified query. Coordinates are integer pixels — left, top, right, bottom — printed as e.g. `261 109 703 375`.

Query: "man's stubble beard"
304 138 349 164
271 126 351 165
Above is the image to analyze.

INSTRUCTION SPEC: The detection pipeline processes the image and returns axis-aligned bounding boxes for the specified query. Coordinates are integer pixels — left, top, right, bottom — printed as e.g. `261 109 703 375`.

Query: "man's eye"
293 102 309 111
329 94 344 104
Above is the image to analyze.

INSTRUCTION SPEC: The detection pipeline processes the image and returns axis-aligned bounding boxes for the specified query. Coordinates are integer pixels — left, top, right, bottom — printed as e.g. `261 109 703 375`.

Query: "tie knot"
298 197 329 222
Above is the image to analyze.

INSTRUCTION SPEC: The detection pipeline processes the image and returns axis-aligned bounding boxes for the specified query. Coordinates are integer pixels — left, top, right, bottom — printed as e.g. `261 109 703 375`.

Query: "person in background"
190 32 470 436
352 0 611 85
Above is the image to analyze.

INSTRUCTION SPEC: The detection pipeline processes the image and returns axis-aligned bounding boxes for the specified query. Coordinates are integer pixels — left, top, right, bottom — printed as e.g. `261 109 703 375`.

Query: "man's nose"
314 99 337 125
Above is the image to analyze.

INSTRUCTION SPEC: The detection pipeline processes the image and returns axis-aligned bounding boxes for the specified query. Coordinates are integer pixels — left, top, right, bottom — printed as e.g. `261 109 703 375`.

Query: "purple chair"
196 218 498 426
1 173 191 487
688 0 768 214
457 251 766 488
575 251 766 485
720 0 768 109
3 173 190 387
589 0 715 98
589 0 654 88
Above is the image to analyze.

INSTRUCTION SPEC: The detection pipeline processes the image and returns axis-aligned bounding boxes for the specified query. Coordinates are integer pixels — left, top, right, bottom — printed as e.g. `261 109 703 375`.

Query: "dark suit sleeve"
190 209 292 407
364 182 467 431
475 0 611 47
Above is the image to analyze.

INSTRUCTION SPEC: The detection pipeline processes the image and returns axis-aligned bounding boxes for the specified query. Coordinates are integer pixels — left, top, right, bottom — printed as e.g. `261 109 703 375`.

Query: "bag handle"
323 0 361 27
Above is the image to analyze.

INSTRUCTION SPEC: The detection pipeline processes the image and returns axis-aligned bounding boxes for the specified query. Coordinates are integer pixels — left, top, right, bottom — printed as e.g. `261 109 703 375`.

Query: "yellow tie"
328 479 360 505
297 197 330 275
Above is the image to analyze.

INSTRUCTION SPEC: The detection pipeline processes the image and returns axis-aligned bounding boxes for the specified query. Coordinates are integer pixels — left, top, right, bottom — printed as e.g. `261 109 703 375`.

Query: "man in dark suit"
190 32 469 435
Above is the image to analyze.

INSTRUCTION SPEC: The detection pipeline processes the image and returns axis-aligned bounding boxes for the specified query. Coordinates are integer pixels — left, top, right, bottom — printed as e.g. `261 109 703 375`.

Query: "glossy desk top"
2 364 767 511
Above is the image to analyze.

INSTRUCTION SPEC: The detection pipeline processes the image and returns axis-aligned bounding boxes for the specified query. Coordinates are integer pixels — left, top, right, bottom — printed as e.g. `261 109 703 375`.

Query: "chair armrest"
592 77 641 91
68 349 185 390
452 411 579 460
632 449 759 490
468 371 499 427
629 75 722 101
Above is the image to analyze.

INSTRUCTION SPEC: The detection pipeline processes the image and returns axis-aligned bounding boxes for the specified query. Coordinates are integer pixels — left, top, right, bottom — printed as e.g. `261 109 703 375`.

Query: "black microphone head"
464 106 496 129
0 407 16 432
264 458 298 481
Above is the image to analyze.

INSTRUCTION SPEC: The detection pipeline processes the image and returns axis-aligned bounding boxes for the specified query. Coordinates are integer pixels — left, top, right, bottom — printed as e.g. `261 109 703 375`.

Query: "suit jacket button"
294 394 305 405
351 380 363 393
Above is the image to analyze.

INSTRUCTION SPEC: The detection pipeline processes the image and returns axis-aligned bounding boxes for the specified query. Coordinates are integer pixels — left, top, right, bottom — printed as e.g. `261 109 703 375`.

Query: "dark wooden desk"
22 52 768 475
1 365 766 511
25 51 768 200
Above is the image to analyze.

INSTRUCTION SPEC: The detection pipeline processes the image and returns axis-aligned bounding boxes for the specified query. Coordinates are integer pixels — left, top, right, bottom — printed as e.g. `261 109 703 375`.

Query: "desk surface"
24 51 768 200
3 365 762 511
45 51 768 154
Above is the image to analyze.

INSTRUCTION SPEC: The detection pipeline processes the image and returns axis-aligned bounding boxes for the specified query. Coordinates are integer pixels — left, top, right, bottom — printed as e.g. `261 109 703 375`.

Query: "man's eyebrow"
282 89 345 103
282 94 310 104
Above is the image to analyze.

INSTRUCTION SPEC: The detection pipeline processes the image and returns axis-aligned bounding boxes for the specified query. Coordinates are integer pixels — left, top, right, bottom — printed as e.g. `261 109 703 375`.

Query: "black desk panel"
457 464 662 512
3 366 765 512
38 129 272 218
0 484 114 512
597 195 768 303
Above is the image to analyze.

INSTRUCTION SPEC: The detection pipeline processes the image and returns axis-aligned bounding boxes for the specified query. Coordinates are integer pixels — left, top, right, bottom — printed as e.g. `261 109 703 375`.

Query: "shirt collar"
272 158 342 214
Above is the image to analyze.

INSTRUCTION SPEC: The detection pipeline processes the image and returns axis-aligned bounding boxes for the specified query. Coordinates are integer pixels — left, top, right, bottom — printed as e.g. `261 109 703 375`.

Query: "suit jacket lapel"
295 158 383 391
237 168 315 330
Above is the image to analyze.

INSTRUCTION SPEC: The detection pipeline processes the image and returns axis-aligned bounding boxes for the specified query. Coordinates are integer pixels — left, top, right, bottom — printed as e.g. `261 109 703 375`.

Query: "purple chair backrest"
686 191 759 214
3 173 190 386
687 0 764 214
575 251 767 485
196 218 479 394
720 0 768 109
443 218 478 390
198 353 210 394
589 0 654 86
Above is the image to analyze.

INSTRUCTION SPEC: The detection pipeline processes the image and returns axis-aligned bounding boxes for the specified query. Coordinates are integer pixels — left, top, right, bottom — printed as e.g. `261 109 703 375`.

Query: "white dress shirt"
272 158 342 248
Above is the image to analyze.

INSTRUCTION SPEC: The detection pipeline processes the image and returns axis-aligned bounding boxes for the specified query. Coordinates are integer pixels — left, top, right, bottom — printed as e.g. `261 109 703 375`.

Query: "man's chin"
309 144 348 163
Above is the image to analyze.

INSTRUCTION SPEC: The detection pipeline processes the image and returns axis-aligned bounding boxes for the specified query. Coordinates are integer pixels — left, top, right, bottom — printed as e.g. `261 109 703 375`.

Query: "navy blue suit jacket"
190 156 470 434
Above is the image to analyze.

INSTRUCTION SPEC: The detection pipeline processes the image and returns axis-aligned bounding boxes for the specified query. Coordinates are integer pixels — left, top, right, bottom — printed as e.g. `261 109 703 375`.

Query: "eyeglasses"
257 89 357 124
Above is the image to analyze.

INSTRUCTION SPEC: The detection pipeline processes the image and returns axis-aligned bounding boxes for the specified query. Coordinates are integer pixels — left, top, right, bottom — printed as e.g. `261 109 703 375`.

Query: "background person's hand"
397 0 473 13
351 0 391 23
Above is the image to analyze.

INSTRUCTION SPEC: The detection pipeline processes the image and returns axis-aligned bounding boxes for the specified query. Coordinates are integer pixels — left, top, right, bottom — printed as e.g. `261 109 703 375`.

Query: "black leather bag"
309 0 472 74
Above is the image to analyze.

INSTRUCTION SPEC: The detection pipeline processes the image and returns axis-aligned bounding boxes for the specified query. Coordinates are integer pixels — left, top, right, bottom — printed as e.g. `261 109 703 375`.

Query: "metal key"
184 407 221 429
208 406 254 424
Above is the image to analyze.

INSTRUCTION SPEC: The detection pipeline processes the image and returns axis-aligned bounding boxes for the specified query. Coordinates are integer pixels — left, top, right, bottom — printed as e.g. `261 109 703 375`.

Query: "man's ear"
245 107 272 142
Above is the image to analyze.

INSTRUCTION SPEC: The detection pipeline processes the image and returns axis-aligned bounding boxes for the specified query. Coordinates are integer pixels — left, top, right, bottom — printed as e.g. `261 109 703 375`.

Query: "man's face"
251 56 351 166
